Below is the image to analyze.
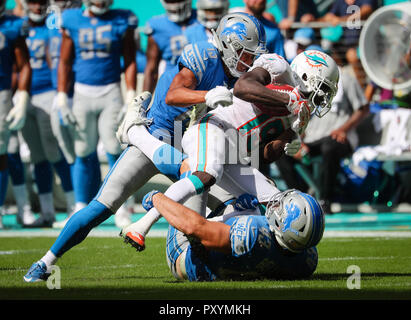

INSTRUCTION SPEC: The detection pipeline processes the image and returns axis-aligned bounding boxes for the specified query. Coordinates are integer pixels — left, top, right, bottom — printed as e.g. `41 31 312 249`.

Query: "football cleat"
116 91 153 145
16 206 36 226
120 227 145 252
23 261 50 282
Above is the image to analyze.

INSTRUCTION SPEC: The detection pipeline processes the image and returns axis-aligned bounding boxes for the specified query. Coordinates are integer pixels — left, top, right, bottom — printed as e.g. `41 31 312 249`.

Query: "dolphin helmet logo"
281 203 301 235
304 51 329 68
221 22 248 41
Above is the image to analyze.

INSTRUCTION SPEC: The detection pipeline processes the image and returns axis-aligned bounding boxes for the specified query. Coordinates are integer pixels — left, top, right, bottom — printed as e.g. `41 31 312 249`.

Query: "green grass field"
1 236 411 301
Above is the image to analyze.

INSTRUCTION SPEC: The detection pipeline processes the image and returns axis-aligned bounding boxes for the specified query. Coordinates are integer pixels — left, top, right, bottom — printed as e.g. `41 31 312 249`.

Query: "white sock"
128 125 167 160
38 192 55 220
12 184 30 213
65 191 75 215
135 177 198 237
40 250 58 267
73 202 87 213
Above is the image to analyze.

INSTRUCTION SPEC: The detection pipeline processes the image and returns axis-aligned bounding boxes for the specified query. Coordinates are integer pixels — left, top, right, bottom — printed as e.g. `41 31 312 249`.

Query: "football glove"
56 92 76 127
142 190 160 212
284 139 301 156
6 90 29 131
233 193 259 211
205 86 233 109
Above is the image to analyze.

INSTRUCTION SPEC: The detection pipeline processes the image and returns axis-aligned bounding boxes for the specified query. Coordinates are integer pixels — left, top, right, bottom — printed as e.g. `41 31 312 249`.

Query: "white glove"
284 139 301 156
291 101 311 135
56 92 76 127
6 90 30 131
205 86 233 109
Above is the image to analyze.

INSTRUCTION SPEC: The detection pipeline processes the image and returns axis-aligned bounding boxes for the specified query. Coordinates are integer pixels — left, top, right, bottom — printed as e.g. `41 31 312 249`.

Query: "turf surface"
1 236 411 300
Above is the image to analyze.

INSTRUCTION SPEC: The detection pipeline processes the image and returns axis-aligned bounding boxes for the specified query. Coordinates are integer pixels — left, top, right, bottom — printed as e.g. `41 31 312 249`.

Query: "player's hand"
205 86 233 109
142 190 160 211
6 90 29 131
290 100 311 135
284 139 301 156
330 128 347 144
56 92 76 127
233 193 259 211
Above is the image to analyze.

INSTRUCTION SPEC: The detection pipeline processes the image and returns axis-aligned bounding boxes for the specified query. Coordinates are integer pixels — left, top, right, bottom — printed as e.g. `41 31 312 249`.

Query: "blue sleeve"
178 42 219 84
229 216 259 258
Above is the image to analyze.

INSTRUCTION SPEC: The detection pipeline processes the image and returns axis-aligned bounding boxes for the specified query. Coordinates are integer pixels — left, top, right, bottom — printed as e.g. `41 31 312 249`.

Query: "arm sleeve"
229 216 258 258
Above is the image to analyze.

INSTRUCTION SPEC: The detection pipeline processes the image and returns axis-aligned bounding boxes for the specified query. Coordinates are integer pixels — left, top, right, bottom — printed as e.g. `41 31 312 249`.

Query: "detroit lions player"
0 0 32 228
23 13 267 279
184 0 229 44
19 0 74 228
56 0 138 226
142 0 197 93
119 51 338 250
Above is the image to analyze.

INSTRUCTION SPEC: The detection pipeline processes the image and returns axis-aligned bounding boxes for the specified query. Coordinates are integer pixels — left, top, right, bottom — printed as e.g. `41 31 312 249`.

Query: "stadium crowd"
0 0 410 233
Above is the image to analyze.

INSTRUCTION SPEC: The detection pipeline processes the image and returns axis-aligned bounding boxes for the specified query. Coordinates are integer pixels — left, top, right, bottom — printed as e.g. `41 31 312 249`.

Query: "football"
253 83 295 117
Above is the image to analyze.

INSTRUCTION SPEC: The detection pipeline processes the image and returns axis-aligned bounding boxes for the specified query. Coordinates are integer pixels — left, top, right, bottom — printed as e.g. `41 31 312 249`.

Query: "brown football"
253 83 295 116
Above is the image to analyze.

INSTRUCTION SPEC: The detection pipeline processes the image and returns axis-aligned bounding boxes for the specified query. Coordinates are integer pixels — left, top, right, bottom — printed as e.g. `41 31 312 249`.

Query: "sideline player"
143 0 197 93
56 0 138 226
120 50 339 249
0 0 32 228
19 0 74 228
22 13 268 279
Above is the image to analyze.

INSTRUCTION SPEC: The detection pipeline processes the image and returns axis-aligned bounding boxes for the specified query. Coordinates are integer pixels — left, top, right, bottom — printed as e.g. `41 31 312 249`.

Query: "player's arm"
142 36 161 93
57 29 74 94
234 67 290 110
152 192 232 254
165 67 208 107
14 37 31 92
122 28 137 92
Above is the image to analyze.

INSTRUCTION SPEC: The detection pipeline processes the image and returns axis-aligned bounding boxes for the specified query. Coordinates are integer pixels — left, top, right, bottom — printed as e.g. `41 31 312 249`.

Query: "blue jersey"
0 15 27 91
183 22 210 44
185 215 318 281
260 17 285 58
26 21 53 95
145 12 197 73
146 41 235 142
61 8 138 86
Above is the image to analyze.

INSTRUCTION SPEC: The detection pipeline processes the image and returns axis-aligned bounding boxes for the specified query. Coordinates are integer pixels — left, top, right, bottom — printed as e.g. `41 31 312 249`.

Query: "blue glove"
233 193 259 211
142 190 160 211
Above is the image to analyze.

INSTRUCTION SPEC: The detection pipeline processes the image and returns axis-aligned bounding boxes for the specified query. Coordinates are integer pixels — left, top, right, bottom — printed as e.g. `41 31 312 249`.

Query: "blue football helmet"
22 0 50 22
161 0 192 23
197 0 229 30
265 189 325 253
212 12 267 77
83 0 113 15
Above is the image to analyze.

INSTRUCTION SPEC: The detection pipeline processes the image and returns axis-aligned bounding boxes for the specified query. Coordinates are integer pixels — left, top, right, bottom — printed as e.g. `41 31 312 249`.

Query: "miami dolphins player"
142 0 197 93
141 188 324 281
19 0 74 228
23 12 268 280
56 0 138 225
119 51 338 250
0 0 32 228
183 0 229 44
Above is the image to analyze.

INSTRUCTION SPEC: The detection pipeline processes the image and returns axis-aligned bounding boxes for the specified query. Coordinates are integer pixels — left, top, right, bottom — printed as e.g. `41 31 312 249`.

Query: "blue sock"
53 158 73 192
105 152 119 169
0 169 9 206
50 200 113 257
34 161 53 194
73 152 101 204
7 153 25 185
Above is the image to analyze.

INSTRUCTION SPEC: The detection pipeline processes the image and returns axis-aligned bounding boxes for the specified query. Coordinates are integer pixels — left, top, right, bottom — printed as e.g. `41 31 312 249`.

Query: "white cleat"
17 206 36 226
120 223 146 252
116 91 153 145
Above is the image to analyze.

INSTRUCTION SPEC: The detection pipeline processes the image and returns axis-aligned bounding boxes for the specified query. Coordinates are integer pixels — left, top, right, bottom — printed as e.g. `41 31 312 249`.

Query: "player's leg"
165 225 190 280
71 91 101 209
0 90 12 228
23 146 158 282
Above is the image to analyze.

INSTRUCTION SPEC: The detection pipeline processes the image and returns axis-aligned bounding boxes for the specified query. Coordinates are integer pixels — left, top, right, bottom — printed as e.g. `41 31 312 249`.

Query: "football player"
22 12 267 279
142 0 197 93
119 51 339 250
19 0 74 228
184 0 229 44
56 0 138 227
0 0 32 228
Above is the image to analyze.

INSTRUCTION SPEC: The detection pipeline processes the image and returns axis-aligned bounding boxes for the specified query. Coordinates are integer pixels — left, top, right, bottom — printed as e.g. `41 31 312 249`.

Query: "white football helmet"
265 189 325 253
161 0 192 23
212 12 267 78
197 0 229 30
290 50 339 118
22 0 50 22
83 0 113 15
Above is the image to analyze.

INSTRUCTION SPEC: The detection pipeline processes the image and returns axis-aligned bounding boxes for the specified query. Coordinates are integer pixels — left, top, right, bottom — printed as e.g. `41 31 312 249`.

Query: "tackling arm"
152 192 232 254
